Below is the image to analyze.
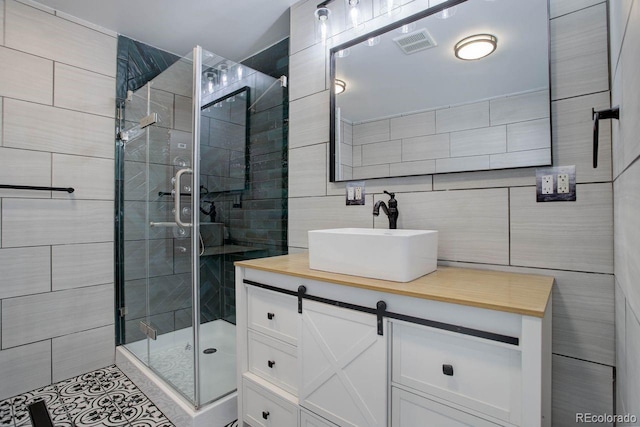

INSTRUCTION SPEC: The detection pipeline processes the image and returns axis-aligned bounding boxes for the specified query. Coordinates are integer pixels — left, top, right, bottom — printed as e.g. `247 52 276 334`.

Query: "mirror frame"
329 0 552 182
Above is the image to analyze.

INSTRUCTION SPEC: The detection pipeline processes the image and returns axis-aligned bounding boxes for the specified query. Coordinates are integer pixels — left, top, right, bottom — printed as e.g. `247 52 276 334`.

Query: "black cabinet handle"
268 360 275 368
267 312 275 320
262 411 270 420
442 364 454 376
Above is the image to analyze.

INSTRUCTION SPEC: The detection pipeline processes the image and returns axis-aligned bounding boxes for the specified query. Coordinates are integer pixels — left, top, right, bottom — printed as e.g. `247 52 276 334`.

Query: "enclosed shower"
113 45 287 420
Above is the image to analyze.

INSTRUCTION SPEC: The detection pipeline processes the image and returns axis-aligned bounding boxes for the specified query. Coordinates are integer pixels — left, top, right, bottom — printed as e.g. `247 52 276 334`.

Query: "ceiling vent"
393 29 437 54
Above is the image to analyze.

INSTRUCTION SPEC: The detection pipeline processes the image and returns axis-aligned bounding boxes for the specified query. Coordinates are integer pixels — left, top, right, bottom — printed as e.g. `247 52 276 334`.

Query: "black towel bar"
0 184 74 193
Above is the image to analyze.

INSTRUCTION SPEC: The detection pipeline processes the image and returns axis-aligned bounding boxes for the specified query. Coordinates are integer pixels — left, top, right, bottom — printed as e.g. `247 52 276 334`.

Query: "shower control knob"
268 360 275 368
262 411 270 420
442 364 454 376
267 312 275 320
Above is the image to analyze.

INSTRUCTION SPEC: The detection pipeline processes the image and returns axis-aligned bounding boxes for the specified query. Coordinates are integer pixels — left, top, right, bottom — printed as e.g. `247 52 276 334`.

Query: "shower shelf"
0 184 75 193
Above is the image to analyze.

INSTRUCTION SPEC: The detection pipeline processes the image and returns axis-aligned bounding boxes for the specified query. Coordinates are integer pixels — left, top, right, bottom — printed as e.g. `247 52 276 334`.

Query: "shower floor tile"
0 366 176 427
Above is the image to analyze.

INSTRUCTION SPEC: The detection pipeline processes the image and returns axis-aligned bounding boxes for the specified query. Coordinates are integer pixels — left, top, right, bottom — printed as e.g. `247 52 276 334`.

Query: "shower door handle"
174 168 193 228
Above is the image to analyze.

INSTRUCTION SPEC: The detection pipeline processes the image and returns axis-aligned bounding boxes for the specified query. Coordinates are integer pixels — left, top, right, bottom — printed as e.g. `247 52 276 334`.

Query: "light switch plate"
536 166 576 202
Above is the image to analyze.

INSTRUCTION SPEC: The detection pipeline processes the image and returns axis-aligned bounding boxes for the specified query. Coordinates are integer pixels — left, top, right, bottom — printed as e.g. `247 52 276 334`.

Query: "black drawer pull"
268 360 275 368
262 411 270 420
442 364 454 376
267 312 275 320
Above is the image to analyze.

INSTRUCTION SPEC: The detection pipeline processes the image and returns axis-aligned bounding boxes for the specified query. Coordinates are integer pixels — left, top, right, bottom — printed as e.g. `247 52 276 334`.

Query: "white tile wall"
290 43 326 101
450 126 506 157
52 325 115 382
353 119 390 146
289 91 330 149
0 0 117 398
435 155 490 174
552 354 613 426
0 0 4 45
2 199 113 247
290 144 327 198
0 147 51 198
288 195 374 247
506 119 551 152
390 111 435 140
552 91 612 183
490 149 551 169
0 247 50 299
435 101 489 133
52 243 114 291
2 284 113 349
0 341 51 401
386 188 509 265
54 63 116 118
3 99 115 159
362 140 401 166
550 3 609 100
401 134 449 161
489 90 549 126
510 184 613 274
52 154 115 200
0 46 53 105
4 0 116 77
390 160 435 176
612 0 640 417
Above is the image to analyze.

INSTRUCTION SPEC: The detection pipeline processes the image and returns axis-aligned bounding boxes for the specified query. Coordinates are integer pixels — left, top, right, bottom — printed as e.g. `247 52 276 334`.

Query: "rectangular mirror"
330 0 551 182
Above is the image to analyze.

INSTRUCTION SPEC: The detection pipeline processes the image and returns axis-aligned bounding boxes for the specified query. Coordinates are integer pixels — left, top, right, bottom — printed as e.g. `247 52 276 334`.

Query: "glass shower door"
119 51 198 403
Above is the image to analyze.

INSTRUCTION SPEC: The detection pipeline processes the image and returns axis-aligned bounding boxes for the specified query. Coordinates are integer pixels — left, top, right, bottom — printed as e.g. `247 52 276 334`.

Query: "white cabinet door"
392 388 502 427
299 300 387 427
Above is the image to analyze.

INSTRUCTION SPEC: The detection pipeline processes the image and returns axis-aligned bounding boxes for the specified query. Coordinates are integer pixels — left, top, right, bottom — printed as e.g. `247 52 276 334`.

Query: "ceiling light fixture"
438 6 457 19
336 48 350 58
454 34 497 60
335 79 346 94
366 36 381 47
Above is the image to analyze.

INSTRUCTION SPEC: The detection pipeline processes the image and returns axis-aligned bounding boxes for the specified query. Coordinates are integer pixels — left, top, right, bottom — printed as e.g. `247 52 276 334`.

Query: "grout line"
552 352 615 369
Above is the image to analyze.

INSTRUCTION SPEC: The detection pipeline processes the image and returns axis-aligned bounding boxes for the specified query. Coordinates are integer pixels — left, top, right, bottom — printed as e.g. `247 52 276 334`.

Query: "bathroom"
0 0 637 426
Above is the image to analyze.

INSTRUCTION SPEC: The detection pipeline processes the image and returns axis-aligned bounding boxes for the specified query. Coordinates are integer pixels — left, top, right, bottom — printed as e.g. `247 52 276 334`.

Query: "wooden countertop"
235 253 554 318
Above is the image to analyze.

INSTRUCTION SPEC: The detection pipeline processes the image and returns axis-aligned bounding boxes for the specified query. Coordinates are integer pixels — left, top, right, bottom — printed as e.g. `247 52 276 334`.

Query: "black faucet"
373 191 399 229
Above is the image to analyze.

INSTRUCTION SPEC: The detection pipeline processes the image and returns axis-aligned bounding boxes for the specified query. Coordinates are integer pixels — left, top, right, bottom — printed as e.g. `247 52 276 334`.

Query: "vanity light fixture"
335 79 346 94
366 36 381 46
438 5 457 19
314 6 332 44
454 34 497 60
336 48 350 58
346 0 364 31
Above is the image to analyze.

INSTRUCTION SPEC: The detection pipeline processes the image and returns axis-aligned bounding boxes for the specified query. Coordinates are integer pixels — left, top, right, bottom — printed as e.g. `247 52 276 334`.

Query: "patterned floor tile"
11 385 66 427
0 399 13 427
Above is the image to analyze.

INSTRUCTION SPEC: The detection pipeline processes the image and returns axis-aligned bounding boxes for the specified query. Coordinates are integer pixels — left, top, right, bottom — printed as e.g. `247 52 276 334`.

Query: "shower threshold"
116 319 237 427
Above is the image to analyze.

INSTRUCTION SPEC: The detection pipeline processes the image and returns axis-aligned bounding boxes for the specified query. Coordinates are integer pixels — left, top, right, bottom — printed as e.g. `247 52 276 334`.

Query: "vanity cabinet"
235 254 553 427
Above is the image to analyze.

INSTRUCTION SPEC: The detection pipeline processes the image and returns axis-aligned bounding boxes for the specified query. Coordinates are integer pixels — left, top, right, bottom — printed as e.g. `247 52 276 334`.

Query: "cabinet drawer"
392 321 521 423
248 286 298 345
243 377 298 427
249 330 298 395
392 387 501 426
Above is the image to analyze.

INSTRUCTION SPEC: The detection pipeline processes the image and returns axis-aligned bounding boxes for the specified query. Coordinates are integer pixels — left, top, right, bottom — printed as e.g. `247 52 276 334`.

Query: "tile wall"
339 89 551 179
610 0 640 422
288 0 615 424
0 0 116 400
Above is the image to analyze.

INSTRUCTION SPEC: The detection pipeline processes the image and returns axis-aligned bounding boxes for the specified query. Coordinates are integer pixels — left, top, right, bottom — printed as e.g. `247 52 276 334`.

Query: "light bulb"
315 7 331 44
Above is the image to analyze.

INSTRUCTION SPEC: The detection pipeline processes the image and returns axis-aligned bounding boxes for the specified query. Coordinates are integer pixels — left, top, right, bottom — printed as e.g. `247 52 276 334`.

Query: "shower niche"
114 45 288 418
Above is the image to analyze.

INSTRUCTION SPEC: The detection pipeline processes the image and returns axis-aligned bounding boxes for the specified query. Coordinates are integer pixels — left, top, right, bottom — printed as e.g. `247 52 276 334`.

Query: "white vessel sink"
308 228 438 282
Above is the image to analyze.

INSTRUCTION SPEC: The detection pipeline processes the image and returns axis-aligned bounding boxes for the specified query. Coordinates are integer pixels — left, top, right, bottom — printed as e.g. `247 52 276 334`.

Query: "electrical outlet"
536 166 576 202
355 186 362 200
346 181 366 205
541 175 554 195
557 174 569 194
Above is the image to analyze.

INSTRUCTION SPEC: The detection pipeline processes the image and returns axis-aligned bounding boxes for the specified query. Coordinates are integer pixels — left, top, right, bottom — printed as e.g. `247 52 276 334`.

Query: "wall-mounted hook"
592 106 619 168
